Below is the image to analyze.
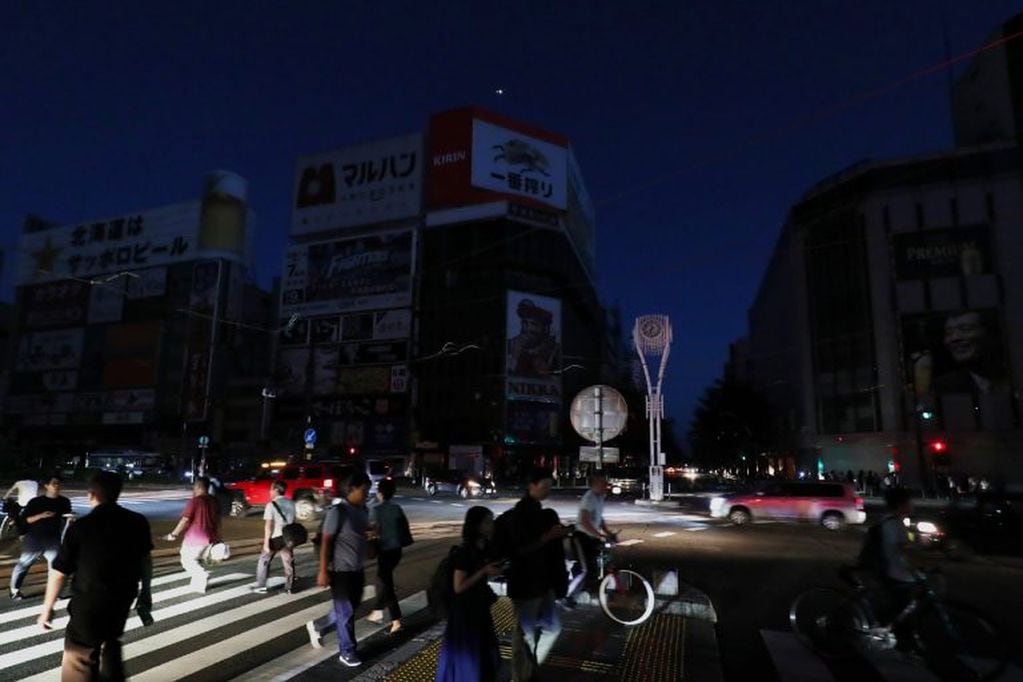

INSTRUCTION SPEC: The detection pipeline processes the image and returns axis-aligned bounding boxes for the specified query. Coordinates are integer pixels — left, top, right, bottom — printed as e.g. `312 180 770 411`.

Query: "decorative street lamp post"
633 315 672 502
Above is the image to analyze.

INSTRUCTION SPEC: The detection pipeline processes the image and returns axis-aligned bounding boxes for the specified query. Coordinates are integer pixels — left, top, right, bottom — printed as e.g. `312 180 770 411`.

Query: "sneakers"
10 590 24 601
306 621 323 649
367 609 385 624
560 596 578 611
252 586 269 594
338 652 362 667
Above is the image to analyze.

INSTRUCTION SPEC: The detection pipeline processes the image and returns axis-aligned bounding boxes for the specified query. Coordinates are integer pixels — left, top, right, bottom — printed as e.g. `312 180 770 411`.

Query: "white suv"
710 481 866 530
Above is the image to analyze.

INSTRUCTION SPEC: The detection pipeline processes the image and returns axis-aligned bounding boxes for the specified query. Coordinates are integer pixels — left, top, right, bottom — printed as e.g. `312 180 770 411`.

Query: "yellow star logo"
31 237 63 277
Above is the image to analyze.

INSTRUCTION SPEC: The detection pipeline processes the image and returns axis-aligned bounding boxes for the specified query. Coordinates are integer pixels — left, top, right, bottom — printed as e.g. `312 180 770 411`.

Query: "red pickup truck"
226 461 357 520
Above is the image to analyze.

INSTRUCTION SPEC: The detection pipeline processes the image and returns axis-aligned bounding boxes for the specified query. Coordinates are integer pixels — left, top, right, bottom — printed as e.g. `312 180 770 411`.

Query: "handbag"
272 501 308 549
398 507 414 548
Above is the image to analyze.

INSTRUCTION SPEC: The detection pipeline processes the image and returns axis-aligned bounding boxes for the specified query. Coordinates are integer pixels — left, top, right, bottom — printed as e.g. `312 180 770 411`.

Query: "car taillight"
323 479 334 489
855 497 864 510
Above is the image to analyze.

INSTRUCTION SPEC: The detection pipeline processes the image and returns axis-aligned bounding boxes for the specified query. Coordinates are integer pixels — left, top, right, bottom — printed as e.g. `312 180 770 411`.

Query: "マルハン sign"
292 134 423 236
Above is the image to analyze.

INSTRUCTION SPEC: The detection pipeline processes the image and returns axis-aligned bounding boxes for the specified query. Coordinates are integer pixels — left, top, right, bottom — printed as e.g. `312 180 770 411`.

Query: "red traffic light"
929 440 947 453
347 447 357 456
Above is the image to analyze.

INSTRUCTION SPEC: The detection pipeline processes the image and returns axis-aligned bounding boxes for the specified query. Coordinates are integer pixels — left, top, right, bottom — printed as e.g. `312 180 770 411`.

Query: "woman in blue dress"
436 506 504 682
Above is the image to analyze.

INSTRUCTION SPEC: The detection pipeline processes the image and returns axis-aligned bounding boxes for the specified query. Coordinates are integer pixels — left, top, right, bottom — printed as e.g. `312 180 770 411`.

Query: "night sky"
3 1 1020 437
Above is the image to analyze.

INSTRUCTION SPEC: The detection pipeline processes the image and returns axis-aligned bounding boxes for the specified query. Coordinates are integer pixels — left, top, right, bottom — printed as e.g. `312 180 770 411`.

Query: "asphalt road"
2 487 1020 681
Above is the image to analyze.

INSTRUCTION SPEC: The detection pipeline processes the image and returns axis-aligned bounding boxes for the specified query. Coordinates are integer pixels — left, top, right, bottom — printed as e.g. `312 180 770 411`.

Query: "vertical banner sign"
182 260 221 421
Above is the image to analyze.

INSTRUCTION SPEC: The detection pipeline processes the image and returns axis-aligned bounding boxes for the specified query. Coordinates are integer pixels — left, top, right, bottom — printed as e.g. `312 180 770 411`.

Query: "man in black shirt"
38 471 153 682
10 474 72 600
507 468 568 681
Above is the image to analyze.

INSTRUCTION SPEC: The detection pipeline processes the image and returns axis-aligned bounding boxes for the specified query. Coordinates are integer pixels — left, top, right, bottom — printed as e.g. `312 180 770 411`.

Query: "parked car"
423 470 496 498
225 461 357 520
604 467 646 496
709 480 866 530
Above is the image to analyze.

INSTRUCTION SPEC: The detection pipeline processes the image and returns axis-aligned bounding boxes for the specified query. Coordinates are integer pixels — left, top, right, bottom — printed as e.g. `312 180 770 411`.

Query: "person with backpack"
859 487 922 652
305 472 373 668
367 478 412 635
505 468 569 682
435 506 504 682
254 480 297 594
10 474 72 600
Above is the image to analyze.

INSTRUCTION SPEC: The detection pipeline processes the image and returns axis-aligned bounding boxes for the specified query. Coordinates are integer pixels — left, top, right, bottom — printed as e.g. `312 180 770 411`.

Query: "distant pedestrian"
306 472 373 668
165 477 221 593
857 470 865 491
11 474 72 600
254 481 296 594
38 471 153 682
506 468 568 681
435 506 503 682
368 478 410 635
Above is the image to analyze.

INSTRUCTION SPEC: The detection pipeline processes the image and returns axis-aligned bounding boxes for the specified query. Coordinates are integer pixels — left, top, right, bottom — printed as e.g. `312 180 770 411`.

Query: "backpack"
490 507 518 561
427 546 460 618
857 520 887 576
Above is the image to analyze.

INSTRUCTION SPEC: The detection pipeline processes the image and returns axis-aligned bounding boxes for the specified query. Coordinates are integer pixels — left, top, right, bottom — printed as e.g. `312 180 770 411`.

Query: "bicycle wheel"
915 601 1007 681
789 588 869 660
599 569 655 626
0 516 14 540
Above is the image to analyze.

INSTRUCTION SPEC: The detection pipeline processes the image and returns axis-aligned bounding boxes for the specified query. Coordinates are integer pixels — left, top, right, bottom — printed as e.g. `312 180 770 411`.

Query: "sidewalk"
352 583 721 681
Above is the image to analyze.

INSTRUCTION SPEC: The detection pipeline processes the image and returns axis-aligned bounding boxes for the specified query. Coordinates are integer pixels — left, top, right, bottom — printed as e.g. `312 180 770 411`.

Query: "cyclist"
566 473 617 602
860 486 922 651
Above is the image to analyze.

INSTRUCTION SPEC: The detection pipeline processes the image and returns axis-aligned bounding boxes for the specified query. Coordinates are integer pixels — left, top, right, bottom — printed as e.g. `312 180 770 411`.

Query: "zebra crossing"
67 489 193 507
0 547 429 681
762 629 1023 681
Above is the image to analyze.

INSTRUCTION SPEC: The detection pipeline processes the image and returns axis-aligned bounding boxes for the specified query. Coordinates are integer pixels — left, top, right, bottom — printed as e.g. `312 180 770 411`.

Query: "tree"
687 377 774 470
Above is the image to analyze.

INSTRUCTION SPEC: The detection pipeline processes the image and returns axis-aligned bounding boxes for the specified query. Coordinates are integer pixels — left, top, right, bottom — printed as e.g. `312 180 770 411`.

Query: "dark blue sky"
3 1 1020 435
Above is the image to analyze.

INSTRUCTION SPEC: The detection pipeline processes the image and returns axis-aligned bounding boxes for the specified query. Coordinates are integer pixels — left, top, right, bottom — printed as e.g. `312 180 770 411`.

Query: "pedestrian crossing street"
761 629 1023 681
0 547 429 682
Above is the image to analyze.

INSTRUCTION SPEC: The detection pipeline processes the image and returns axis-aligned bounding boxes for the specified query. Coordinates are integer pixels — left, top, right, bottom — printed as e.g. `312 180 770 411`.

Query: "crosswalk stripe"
0 571 193 625
0 573 250 646
761 629 836 681
6 576 277 674
132 584 378 682
653 531 676 538
229 591 429 682
684 527 707 532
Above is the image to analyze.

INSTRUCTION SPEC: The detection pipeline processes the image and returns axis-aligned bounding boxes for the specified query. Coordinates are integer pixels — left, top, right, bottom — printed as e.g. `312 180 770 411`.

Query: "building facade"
4 172 268 470
269 108 611 479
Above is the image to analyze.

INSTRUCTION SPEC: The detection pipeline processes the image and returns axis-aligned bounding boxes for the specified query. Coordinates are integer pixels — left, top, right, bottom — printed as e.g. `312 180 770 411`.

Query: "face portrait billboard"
506 290 562 404
902 309 1010 398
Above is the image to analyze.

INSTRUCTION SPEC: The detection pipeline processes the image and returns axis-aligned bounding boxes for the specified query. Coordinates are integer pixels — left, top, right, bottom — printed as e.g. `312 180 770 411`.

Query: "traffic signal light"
929 440 946 453
347 446 357 457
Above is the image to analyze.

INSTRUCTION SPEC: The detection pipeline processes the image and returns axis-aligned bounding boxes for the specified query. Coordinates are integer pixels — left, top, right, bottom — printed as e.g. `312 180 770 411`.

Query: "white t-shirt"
578 490 605 538
12 480 39 507
263 497 296 538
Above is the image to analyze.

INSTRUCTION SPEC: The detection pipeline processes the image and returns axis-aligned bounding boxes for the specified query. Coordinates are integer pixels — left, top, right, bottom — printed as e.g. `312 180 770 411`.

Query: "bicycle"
0 498 21 540
568 532 656 626
789 565 1008 680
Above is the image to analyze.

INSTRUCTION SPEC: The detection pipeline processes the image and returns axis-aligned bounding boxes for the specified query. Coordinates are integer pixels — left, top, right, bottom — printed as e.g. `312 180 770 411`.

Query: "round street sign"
570 385 628 444
303 428 318 445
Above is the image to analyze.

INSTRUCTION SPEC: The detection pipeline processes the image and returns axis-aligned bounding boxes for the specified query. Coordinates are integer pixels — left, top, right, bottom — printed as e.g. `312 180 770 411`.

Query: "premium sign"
19 202 203 284
893 227 992 280
292 134 423 236
471 119 567 210
280 230 414 317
